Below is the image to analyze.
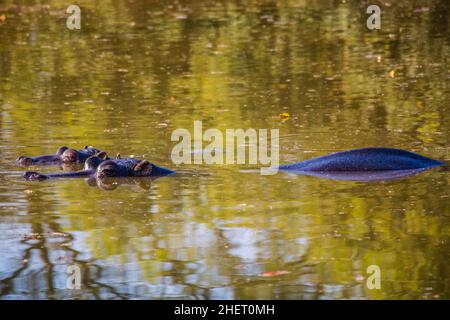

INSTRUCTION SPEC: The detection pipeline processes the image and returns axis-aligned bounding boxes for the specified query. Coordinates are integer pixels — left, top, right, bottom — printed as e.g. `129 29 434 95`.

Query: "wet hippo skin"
278 148 443 172
278 147 444 181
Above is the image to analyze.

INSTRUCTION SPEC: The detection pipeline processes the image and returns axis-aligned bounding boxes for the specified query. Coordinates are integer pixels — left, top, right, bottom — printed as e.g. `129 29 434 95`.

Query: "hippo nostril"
17 156 33 166
23 171 48 181
23 171 36 180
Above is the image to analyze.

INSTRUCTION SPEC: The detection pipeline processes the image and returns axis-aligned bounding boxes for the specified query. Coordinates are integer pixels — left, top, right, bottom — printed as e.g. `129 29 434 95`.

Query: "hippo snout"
23 171 49 181
16 156 33 166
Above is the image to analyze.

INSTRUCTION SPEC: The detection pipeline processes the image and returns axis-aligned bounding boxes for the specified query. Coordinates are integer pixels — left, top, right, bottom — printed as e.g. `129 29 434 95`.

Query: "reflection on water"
281 168 433 182
0 0 449 299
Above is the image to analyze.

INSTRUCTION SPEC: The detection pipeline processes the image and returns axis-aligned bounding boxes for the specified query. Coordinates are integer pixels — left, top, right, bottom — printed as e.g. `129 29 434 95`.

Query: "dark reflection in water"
87 177 154 191
0 0 449 299
281 168 432 182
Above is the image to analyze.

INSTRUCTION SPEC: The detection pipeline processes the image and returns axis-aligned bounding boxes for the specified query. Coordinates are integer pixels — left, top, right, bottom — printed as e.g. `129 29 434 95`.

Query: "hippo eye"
102 168 116 176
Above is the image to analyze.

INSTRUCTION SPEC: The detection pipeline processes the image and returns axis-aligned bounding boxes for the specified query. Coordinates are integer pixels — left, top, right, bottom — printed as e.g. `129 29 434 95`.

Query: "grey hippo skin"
17 146 106 166
278 147 444 181
23 152 175 181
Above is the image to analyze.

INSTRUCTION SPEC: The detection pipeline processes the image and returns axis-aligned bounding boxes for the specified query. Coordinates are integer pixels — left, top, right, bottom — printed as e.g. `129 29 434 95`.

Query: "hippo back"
278 148 444 172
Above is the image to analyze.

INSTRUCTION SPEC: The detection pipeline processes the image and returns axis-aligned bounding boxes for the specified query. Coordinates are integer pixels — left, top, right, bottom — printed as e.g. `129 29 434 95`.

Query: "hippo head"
23 171 50 181
61 146 102 164
96 160 153 179
16 146 70 166
84 151 108 170
16 156 35 166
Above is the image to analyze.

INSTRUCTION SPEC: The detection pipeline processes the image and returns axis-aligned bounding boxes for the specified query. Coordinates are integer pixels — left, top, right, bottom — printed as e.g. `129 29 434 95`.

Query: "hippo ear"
56 146 69 155
96 151 108 159
134 160 152 175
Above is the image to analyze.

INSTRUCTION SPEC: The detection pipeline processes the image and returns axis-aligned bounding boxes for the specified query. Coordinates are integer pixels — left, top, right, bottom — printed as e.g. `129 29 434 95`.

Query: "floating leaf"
280 112 290 121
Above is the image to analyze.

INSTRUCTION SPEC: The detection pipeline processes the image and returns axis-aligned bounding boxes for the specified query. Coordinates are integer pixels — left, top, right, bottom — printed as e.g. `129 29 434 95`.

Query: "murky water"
0 1 449 299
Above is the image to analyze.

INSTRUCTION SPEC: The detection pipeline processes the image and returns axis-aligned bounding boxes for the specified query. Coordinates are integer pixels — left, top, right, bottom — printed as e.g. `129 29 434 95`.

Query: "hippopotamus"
21 146 443 183
23 152 175 181
24 151 109 181
95 158 175 178
17 146 106 166
278 147 444 181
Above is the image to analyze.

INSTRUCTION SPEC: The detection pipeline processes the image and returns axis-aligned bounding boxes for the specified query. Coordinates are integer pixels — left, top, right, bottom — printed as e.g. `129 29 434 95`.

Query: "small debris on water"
355 275 365 281
280 112 290 122
174 14 188 20
260 270 291 277
59 242 72 247
22 232 69 241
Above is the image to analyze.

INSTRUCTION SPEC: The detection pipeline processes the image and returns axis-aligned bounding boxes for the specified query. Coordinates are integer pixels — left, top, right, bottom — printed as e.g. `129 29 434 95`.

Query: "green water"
0 0 449 299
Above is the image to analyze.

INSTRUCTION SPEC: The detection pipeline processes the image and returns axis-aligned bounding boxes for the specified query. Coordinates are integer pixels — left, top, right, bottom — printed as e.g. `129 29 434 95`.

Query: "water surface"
0 0 449 299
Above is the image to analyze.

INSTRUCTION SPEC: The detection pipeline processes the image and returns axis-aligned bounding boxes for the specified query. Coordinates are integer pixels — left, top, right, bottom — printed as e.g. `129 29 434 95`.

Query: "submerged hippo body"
17 146 105 166
278 148 443 172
